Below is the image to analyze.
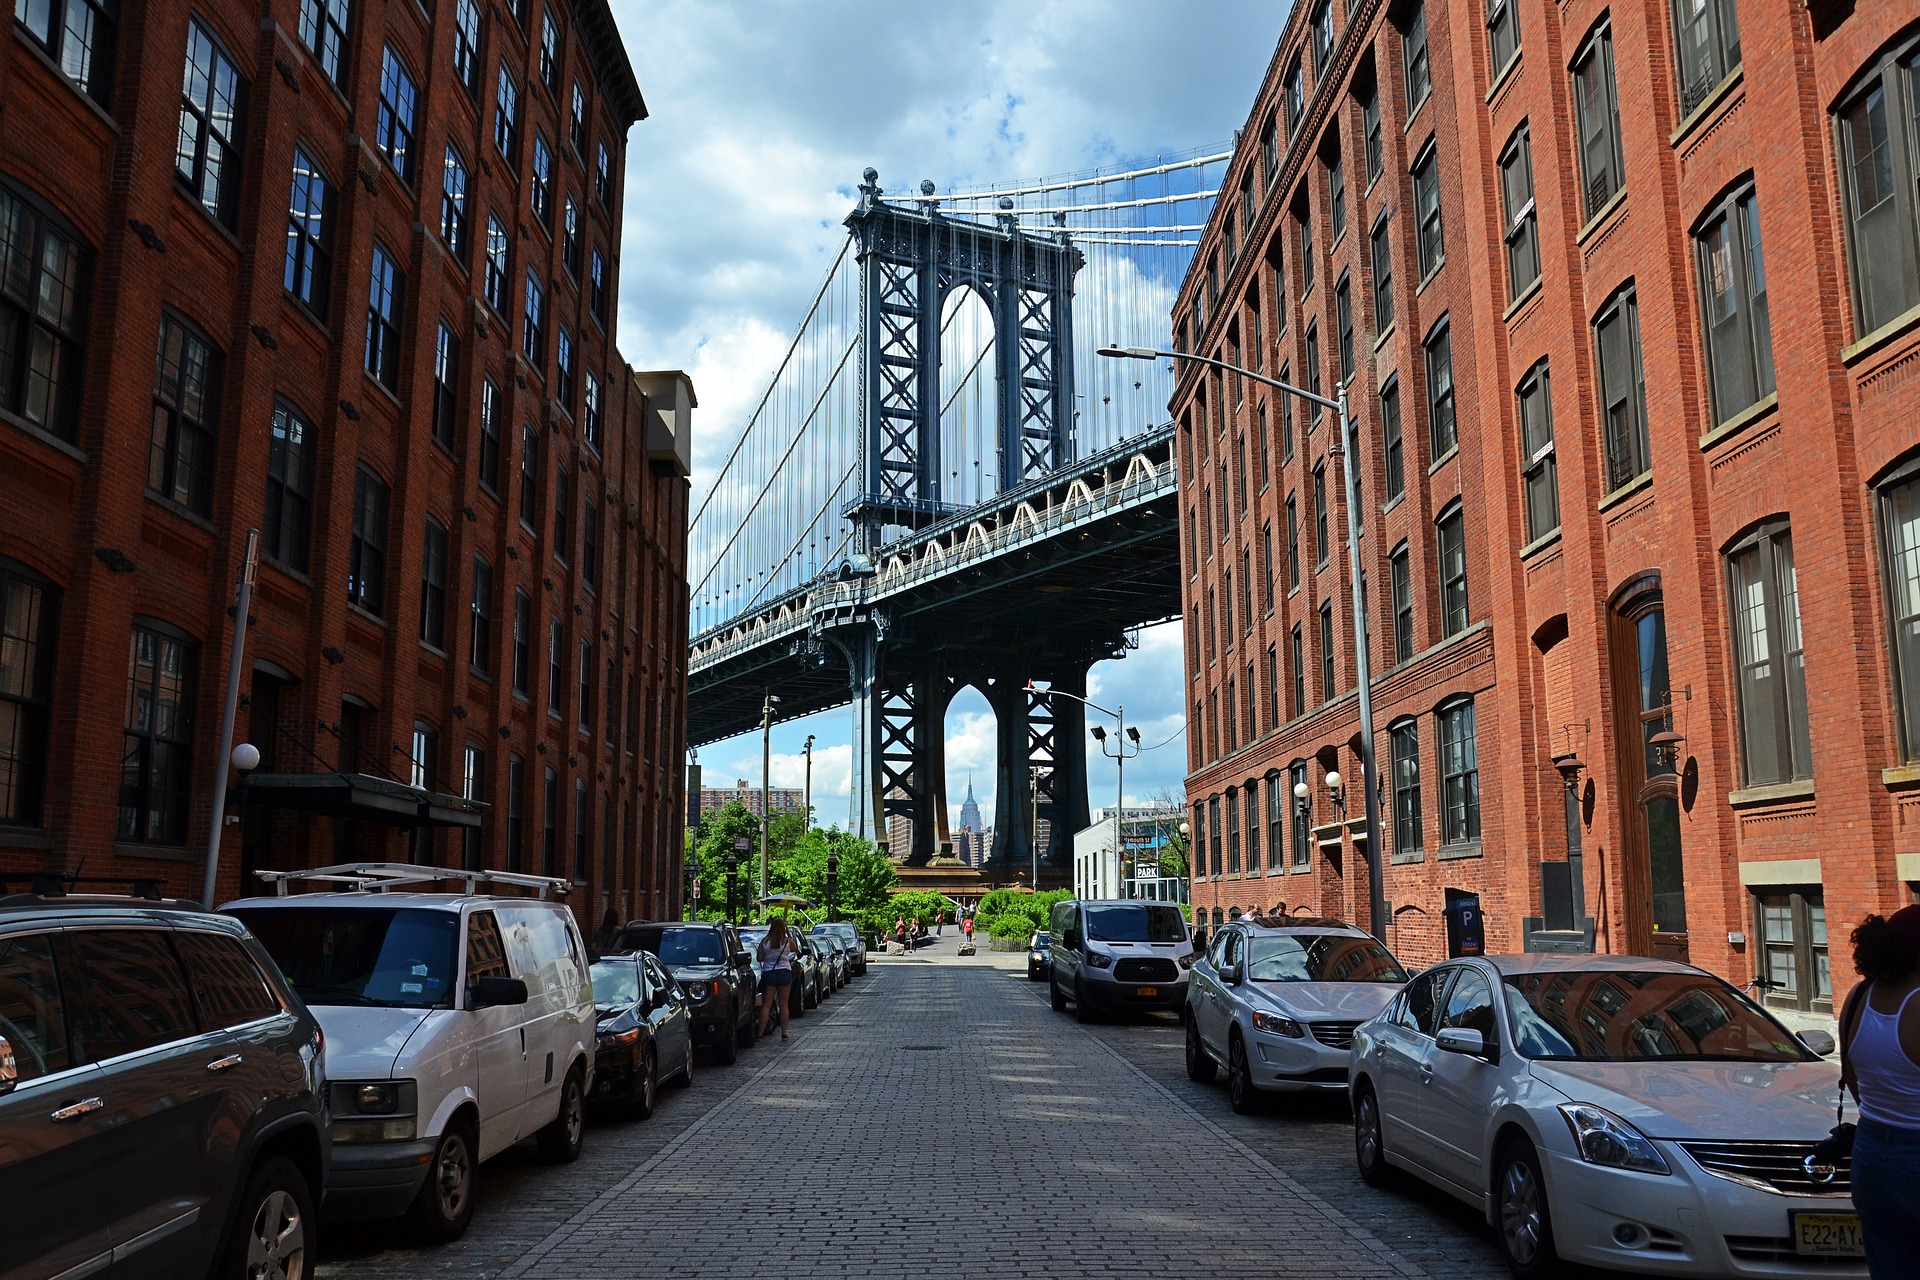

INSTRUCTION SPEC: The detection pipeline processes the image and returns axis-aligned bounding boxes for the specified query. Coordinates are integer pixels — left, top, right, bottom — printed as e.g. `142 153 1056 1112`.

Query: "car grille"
1679 1141 1852 1198
1307 1021 1361 1050
1114 958 1179 983
1724 1236 1860 1266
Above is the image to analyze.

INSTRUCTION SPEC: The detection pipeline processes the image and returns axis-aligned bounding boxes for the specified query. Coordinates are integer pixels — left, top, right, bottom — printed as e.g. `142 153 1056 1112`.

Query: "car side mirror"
1227 962 1245 985
0 1033 16 1096
470 976 529 1008
1798 1029 1837 1057
1436 1027 1489 1059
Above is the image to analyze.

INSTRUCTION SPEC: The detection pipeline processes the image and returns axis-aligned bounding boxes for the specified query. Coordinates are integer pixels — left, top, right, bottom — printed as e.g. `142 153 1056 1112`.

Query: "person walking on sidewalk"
755 916 798 1042
894 916 907 952
937 911 944 937
962 913 974 945
1841 904 1920 1278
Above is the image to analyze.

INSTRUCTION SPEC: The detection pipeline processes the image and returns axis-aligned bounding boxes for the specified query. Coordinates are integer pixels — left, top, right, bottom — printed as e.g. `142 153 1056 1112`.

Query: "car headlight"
354 1082 400 1114
684 982 710 1002
328 1079 419 1142
598 1027 642 1047
1558 1104 1670 1175
1252 1010 1305 1037
1085 951 1115 969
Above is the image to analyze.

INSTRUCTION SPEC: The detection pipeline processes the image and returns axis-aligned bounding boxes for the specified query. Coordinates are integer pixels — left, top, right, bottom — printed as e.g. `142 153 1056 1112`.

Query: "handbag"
1811 988 1868 1168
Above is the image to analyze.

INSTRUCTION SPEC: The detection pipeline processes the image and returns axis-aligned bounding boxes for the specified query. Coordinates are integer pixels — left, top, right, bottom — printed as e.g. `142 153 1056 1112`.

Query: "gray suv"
0 877 328 1279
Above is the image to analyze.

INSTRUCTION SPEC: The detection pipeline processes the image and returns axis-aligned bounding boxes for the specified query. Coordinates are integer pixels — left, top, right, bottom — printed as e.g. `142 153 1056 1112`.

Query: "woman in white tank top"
1840 904 1920 1279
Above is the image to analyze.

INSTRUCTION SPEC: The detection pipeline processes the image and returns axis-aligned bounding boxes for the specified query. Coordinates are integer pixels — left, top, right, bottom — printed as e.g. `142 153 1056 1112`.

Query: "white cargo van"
226 863 595 1243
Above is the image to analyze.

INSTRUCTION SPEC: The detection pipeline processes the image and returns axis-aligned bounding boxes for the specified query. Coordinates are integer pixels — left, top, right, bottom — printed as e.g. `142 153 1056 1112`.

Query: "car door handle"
51 1097 104 1122
1419 1062 1434 1086
206 1053 244 1073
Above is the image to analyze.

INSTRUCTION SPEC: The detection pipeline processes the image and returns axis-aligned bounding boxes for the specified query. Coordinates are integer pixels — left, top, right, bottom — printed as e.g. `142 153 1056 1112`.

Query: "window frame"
1518 360 1559 542
470 555 493 675
1573 23 1626 221
1382 376 1404 502
0 559 58 828
364 244 403 390
348 465 389 616
375 45 418 184
118 619 198 846
1390 718 1423 858
1403 3 1431 113
1726 521 1811 785
440 143 470 259
1694 183 1776 424
1390 541 1414 663
1424 319 1456 459
22 0 120 105
1500 123 1540 299
1438 698 1480 846
1436 501 1469 637
148 311 221 516
264 400 314 573
177 19 246 228
420 516 449 650
1412 141 1444 279
1594 285 1651 492
1880 459 1920 762
0 181 91 440
431 320 459 450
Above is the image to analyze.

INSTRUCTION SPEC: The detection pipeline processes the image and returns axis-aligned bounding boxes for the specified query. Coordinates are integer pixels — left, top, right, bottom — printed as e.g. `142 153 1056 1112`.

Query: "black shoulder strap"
1837 982 1868 1108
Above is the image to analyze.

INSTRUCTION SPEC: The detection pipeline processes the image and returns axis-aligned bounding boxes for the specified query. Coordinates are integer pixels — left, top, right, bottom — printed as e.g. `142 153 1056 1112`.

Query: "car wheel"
1074 978 1094 1024
219 1155 313 1280
1495 1138 1558 1279
405 1117 478 1244
536 1065 586 1163
715 1002 741 1064
1227 1032 1259 1115
1353 1083 1390 1186
630 1046 657 1121
1184 1017 1217 1083
734 999 756 1051
1050 968 1067 1011
671 1034 695 1088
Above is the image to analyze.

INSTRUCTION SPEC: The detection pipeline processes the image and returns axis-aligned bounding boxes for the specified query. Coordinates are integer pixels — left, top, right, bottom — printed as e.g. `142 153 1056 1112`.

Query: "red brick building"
1175 0 1920 1014
0 0 693 935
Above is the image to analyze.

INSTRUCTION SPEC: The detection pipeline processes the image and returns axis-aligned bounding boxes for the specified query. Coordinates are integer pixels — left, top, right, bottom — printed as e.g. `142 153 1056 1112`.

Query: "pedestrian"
1841 904 1920 1277
914 916 924 947
894 916 907 951
755 916 799 1042
937 911 945 937
962 914 974 944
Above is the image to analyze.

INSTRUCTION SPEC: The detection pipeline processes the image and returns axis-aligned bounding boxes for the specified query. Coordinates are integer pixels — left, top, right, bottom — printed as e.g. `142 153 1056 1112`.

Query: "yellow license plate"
1793 1212 1864 1257
1136 986 1159 997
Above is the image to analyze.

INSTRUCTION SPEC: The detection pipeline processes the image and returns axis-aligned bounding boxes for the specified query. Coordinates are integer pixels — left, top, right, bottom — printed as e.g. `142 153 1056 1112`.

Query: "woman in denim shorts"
756 917 799 1042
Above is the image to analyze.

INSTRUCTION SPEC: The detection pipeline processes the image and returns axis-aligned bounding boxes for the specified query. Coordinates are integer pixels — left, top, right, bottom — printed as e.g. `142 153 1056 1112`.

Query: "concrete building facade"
1176 0 1920 1011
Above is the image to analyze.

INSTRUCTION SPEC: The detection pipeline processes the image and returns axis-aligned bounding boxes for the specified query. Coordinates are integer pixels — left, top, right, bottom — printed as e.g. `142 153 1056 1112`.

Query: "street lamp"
1029 683 1139 895
760 693 780 905
802 734 816 830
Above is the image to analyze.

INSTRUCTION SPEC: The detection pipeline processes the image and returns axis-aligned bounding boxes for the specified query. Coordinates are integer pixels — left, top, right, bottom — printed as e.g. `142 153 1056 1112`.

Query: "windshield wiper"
295 984 377 1006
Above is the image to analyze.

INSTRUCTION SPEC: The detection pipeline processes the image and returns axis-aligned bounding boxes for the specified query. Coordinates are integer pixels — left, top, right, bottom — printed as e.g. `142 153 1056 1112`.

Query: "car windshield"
589 959 641 1008
1033 932 1050 945
1501 970 1810 1062
1246 933 1407 983
626 926 728 966
233 907 458 1010
1084 904 1188 943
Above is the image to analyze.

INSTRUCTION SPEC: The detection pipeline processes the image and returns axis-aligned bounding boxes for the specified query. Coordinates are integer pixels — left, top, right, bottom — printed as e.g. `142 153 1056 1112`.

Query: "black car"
588 951 694 1118
610 921 756 1061
0 877 328 1280
1027 930 1052 980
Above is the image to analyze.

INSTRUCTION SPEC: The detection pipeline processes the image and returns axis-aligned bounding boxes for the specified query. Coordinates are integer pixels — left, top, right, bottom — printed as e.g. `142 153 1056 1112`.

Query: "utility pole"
202 529 259 908
803 734 816 830
760 693 779 909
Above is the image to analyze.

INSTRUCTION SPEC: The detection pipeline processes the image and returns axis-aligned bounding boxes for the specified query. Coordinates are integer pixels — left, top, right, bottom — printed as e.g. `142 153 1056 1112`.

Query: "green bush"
986 915 1035 941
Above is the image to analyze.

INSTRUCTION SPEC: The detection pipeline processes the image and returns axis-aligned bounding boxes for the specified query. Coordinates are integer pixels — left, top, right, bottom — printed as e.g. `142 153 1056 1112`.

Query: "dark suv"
609 921 756 1062
0 877 328 1279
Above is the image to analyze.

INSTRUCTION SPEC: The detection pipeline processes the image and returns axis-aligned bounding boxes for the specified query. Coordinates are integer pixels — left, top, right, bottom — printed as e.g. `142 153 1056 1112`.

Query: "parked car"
1185 916 1408 1113
811 931 849 991
611 920 756 1062
0 876 328 1280
1349 953 1856 1278
741 925 821 1012
587 951 693 1119
812 922 868 976
1027 930 1051 980
228 863 596 1243
1048 898 1193 1020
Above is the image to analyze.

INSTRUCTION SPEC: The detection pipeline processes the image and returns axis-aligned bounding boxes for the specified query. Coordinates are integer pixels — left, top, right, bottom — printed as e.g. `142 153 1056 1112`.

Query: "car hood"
1246 981 1401 1021
1088 940 1193 958
595 1006 640 1032
311 1005 436 1079
1527 1059 1841 1141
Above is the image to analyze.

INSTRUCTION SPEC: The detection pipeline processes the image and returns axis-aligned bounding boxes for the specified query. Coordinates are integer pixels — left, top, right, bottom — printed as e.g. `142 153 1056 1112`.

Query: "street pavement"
316 935 1506 1279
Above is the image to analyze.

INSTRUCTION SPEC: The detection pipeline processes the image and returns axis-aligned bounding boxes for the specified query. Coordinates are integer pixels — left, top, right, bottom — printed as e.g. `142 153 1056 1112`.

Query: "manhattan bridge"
687 150 1226 873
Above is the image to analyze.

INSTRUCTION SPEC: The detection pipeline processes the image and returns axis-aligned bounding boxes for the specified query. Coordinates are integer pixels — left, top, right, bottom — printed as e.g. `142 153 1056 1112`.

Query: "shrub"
986 915 1035 941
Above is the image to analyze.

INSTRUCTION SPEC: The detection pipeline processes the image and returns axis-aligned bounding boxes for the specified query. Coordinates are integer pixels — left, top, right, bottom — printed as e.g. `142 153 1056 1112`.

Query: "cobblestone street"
317 943 1505 1279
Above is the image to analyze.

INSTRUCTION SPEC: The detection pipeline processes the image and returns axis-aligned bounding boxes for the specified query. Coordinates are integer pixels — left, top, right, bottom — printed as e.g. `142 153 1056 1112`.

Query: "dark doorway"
1610 579 1687 961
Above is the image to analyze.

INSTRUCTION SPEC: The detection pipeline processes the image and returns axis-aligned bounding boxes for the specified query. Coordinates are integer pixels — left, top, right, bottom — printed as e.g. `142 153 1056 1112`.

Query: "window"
470 557 493 674
548 617 563 715
562 197 581 279
596 140 614 211
1361 85 1383 185
1286 496 1301 587
542 767 558 875
519 421 538 525
1424 321 1455 458
531 135 553 224
282 148 333 318
1311 0 1333 75
440 144 469 257
1391 720 1422 857
1436 503 1468 636
1595 286 1650 491
506 754 526 870
1328 152 1346 241
1574 25 1625 219
553 464 570 563
1267 646 1281 730
22 0 118 104
452 0 481 96
1672 0 1739 115
583 371 602 450
1290 760 1311 867
375 47 417 183
148 314 219 515
1235 434 1248 514
1412 144 1443 277
1286 59 1304 137
1312 464 1329 566
570 82 587 156
1262 524 1275 611
0 562 57 826
1488 0 1519 76
1391 543 1413 662
1838 57 1920 335
1696 185 1775 423
178 20 244 226
1290 625 1306 716
1223 567 1235 643
583 500 599 589
420 517 448 648
364 246 402 389
1206 590 1217 661
1256 403 1270 489
1299 214 1316 296
1754 889 1830 1014
462 743 485 869
1265 771 1284 869
512 589 532 694
484 214 509 312
478 377 501 492
1403 3 1430 111
1882 465 1920 760
1320 602 1336 702
349 466 388 614
1727 524 1809 785
1226 786 1241 871
1501 125 1540 298
409 722 436 791
1207 796 1222 876
523 271 545 364
578 639 592 731
1507 362 1557 543
70 930 197 1055
264 401 313 571
176 931 280 1027
1280 369 1295 460
118 622 196 844
1382 379 1404 501
1242 548 1254 629
1439 699 1479 844
590 248 608 325
1335 276 1354 383
494 63 520 160
1261 118 1279 188
1370 213 1394 333
1226 677 1238 753
573 779 588 878
539 10 559 92
432 322 458 449
555 326 574 412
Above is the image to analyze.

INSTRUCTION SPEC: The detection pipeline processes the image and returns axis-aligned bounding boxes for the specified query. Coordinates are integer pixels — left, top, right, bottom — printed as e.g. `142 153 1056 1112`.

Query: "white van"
226 863 595 1243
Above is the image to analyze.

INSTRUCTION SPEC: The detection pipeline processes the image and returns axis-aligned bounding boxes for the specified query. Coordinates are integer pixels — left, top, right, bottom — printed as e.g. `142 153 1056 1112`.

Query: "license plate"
1793 1212 1864 1257
1136 986 1159 997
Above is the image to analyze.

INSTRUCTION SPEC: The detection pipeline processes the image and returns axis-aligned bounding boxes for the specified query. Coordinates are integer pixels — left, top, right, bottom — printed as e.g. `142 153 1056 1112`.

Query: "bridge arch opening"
938 284 998 509
942 681 998 868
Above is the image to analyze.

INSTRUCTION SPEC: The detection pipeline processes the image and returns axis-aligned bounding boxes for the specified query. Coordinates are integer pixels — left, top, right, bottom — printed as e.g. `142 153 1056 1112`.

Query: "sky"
604 0 1285 830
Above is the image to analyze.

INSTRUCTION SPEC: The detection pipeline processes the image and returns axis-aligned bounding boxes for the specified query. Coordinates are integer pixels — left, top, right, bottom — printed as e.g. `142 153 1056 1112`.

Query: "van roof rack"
251 862 571 900
0 874 195 909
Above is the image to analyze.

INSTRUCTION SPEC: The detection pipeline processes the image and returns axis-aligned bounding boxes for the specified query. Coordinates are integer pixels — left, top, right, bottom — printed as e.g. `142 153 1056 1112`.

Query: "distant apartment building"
701 780 805 820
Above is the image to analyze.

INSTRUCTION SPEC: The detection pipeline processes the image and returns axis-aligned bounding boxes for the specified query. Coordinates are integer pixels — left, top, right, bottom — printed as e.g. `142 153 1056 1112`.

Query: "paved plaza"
317 941 1505 1279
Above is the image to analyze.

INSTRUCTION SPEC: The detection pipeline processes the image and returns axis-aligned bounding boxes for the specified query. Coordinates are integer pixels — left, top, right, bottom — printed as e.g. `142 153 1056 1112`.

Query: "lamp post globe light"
1100 344 1388 942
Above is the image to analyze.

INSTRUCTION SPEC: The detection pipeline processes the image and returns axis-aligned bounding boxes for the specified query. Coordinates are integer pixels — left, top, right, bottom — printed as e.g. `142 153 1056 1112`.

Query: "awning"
243 772 485 829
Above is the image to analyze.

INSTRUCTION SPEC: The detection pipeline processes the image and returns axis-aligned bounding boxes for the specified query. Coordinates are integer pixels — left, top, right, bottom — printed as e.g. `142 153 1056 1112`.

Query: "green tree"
767 827 896 920
685 801 805 921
